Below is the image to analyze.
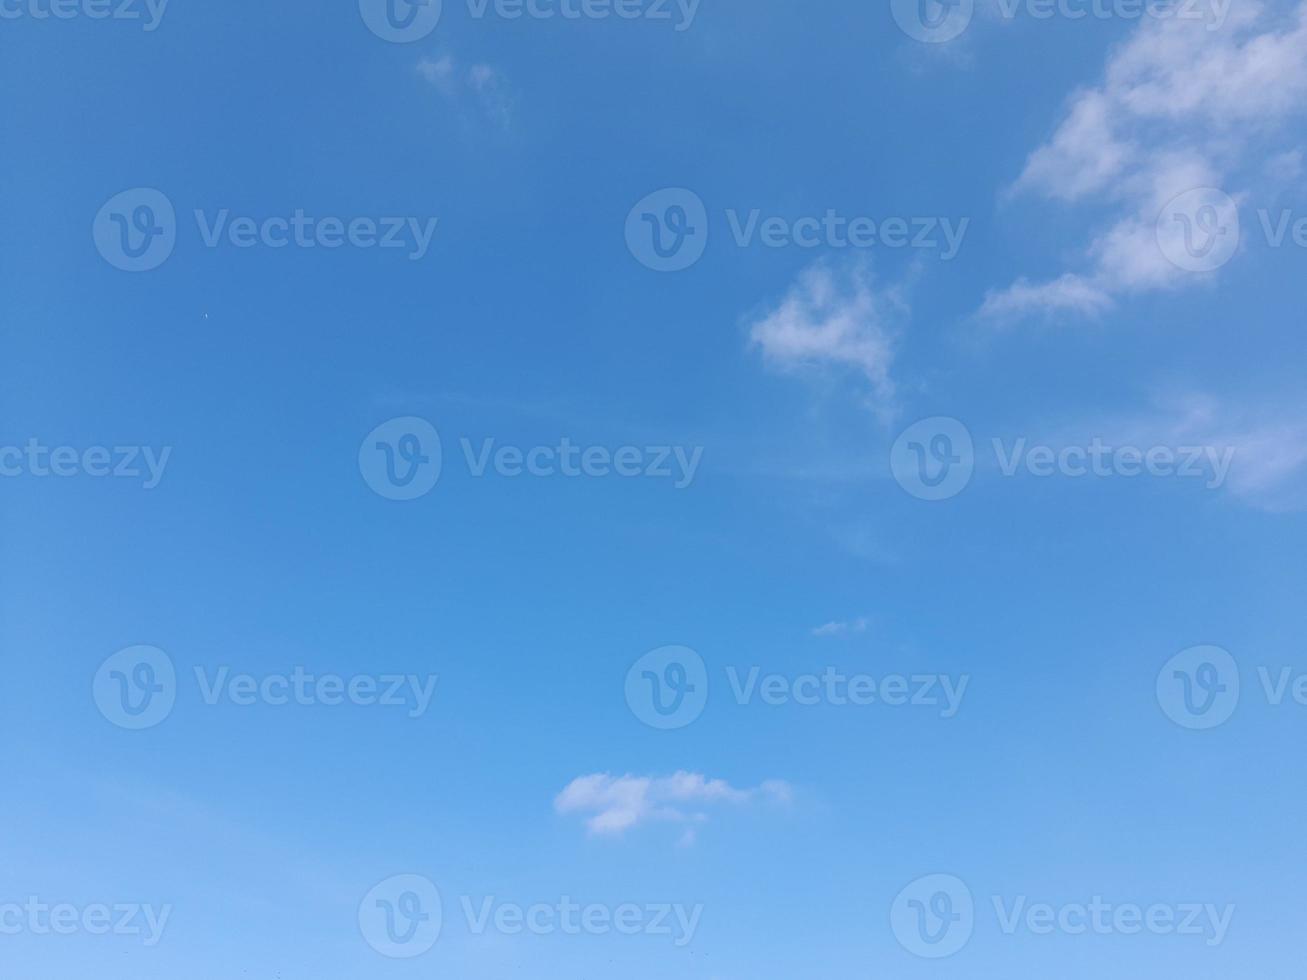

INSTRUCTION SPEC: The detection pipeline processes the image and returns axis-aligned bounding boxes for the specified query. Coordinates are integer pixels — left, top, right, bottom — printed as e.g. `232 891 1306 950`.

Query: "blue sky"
3 0 1307 976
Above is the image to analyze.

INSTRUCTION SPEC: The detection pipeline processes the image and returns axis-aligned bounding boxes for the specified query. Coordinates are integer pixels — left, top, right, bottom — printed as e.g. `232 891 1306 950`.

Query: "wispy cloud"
1063 392 1307 511
417 54 514 130
811 617 869 637
981 0 1307 322
416 54 456 91
555 773 792 839
747 259 907 422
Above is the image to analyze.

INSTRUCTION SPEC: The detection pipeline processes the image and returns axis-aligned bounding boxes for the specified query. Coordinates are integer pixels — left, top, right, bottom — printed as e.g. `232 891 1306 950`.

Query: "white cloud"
417 55 513 129
466 63 513 129
416 55 455 91
554 773 792 838
747 260 906 421
811 617 869 637
979 272 1114 320
983 1 1307 322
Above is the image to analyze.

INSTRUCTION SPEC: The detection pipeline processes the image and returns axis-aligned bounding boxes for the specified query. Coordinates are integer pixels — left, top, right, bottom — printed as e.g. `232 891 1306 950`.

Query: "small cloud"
811 617 869 637
416 54 455 92
555 773 792 840
979 273 1115 323
466 63 513 129
416 54 514 130
747 259 906 423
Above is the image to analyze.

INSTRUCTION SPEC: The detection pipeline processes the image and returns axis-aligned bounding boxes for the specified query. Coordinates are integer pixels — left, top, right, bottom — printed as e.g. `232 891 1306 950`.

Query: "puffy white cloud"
555 773 792 838
748 260 905 420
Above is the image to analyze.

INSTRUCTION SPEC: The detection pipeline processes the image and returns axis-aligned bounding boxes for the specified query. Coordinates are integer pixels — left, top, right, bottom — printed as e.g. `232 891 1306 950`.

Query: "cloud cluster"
982 0 1307 321
555 772 792 839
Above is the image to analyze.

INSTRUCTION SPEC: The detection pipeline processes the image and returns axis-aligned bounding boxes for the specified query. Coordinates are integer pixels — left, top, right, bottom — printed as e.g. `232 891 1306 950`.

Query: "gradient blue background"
2 0 1304 976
